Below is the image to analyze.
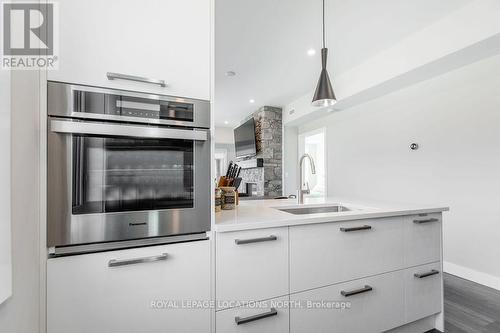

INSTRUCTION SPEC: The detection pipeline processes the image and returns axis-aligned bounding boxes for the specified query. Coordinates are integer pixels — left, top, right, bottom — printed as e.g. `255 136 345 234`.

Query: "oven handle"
50 119 208 141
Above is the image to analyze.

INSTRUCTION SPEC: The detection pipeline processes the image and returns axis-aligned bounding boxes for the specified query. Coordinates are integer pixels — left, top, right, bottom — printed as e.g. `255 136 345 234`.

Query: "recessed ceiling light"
307 49 316 56
249 99 255 104
224 120 229 125
225 71 236 77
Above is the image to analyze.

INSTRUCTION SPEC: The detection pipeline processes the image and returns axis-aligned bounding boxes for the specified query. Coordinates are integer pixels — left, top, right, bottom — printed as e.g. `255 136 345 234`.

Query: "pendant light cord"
322 0 326 48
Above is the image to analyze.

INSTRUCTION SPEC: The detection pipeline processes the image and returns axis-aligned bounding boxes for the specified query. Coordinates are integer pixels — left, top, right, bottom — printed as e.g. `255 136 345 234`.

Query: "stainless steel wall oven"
47 82 210 254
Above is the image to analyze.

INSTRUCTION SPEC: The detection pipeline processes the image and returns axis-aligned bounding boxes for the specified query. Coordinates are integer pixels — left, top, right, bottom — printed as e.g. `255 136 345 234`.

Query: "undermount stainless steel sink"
277 205 351 215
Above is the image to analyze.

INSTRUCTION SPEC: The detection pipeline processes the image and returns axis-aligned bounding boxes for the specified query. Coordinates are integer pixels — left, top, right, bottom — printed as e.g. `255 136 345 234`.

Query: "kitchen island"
214 198 448 333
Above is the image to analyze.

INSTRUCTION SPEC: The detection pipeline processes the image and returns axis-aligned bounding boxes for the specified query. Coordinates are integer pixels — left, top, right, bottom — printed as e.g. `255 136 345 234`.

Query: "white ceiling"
214 0 471 127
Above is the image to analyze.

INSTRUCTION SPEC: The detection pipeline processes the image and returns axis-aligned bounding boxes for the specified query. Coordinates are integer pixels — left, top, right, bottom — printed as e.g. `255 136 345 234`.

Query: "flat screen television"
234 119 257 158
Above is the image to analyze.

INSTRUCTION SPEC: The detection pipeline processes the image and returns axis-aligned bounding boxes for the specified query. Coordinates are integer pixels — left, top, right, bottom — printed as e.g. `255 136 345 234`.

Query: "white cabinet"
215 212 444 333
290 270 405 333
289 217 405 292
49 0 210 99
216 228 288 309
404 262 442 323
404 213 442 267
216 296 289 333
47 240 211 333
0 68 11 305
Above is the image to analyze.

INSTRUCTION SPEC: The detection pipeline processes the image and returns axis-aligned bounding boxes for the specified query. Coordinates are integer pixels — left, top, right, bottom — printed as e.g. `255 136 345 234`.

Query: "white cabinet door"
216 296 289 333
47 241 210 333
49 0 210 99
0 68 11 305
289 217 405 293
405 262 442 323
404 213 442 267
290 270 405 333
216 228 288 309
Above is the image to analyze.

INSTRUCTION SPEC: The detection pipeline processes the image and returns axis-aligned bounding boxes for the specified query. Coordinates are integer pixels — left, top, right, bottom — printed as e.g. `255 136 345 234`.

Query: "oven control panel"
73 90 194 122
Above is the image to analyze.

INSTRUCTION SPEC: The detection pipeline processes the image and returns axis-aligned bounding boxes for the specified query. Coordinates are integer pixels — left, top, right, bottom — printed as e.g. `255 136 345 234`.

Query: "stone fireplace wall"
239 106 282 197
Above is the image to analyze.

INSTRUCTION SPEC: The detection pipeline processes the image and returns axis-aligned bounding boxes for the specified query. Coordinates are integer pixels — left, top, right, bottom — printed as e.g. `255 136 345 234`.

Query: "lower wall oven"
47 82 211 255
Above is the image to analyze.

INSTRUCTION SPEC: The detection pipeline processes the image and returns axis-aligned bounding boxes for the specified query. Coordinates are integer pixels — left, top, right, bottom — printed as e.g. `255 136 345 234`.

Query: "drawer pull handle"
108 253 168 267
340 225 372 232
106 72 167 87
235 308 278 325
414 269 440 279
235 235 277 245
413 218 439 224
341 285 373 297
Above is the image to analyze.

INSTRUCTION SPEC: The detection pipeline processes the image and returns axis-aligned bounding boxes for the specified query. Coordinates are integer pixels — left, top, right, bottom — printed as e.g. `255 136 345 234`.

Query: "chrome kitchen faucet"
298 154 316 204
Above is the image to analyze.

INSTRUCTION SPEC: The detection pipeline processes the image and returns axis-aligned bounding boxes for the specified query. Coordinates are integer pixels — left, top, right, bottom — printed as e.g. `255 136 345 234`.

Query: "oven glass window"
72 136 194 214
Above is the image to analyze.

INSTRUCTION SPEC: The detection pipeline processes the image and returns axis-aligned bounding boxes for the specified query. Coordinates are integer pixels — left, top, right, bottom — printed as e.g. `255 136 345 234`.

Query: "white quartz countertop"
214 197 449 233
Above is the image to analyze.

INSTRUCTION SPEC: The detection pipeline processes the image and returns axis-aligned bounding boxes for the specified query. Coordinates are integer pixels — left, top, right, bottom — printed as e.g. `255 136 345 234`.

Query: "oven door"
47 119 210 248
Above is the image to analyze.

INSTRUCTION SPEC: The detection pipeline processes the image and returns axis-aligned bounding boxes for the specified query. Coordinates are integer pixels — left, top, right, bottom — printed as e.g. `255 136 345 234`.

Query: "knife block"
218 176 231 187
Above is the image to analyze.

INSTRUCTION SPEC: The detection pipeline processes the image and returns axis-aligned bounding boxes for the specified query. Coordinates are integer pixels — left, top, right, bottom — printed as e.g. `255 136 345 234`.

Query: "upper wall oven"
47 82 211 253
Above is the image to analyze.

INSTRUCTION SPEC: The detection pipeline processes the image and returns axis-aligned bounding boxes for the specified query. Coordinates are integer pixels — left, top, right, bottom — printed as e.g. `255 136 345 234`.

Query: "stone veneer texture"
239 106 282 197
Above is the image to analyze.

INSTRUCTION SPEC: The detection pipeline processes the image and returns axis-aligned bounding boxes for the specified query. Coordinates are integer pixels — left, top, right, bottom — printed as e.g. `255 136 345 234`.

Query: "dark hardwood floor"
443 273 500 333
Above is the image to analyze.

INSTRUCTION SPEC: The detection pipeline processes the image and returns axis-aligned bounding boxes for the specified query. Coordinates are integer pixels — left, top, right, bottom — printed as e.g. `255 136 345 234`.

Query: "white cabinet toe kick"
215 212 444 333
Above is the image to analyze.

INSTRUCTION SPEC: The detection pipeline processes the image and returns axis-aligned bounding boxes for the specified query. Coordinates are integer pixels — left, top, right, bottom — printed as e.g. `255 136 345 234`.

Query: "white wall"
285 53 500 288
283 126 298 196
214 126 234 144
0 71 42 332
0 67 11 305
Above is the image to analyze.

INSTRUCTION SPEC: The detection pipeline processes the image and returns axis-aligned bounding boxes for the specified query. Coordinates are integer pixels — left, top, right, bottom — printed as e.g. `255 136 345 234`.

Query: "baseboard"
444 261 500 291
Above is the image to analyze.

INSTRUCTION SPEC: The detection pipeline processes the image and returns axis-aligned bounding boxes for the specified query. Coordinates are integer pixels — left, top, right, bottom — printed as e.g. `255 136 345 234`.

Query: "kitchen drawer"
404 213 442 267
47 240 210 333
290 270 405 333
216 296 289 333
405 262 442 323
289 217 404 292
216 227 288 309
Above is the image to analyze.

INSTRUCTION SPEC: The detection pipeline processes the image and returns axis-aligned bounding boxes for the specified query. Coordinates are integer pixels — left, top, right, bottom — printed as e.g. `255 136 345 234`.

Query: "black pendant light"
312 0 336 107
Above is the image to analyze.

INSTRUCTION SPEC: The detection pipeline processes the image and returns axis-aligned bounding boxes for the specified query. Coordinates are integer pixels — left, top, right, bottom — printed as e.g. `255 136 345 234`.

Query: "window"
72 136 194 214
214 148 228 180
299 128 326 198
